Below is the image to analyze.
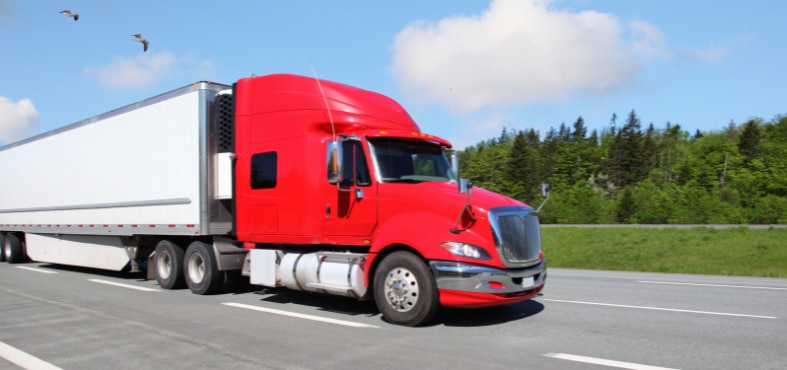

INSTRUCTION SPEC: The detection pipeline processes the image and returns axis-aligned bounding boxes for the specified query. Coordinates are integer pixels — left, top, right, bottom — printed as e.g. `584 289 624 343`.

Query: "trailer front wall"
0 88 207 235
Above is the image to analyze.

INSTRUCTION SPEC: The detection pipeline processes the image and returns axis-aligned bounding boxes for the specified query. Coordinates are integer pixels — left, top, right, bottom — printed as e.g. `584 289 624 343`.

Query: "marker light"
440 242 492 260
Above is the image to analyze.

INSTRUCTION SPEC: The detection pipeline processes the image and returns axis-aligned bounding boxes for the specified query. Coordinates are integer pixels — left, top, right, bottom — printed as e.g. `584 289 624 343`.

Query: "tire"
184 241 222 295
154 240 185 289
221 270 242 293
373 251 440 326
4 233 27 264
0 234 6 262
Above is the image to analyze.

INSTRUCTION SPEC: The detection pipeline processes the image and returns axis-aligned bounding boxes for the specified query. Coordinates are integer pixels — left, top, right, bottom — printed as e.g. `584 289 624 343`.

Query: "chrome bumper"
429 259 547 294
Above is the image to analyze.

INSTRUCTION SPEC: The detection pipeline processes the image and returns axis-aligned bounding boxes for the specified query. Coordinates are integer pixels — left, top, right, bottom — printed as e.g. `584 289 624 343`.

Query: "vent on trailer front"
215 91 235 153
208 88 236 234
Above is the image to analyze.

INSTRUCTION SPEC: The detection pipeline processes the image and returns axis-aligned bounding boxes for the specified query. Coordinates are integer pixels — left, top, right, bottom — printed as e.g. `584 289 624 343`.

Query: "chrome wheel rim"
157 252 171 279
188 254 205 283
383 267 419 312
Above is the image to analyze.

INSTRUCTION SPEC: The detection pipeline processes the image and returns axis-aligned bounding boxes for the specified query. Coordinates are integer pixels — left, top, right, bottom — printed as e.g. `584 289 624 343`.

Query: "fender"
363 210 499 286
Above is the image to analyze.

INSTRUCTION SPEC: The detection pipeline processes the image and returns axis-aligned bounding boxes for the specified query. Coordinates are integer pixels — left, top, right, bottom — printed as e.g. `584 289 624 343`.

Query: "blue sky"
1 0 785 149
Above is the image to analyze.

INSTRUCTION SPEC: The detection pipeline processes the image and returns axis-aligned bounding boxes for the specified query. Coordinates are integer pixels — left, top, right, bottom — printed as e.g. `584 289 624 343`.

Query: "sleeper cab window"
250 152 277 189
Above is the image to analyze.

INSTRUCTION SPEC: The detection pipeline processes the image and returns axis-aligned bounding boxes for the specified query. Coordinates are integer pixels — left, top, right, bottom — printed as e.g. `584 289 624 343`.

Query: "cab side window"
250 152 277 189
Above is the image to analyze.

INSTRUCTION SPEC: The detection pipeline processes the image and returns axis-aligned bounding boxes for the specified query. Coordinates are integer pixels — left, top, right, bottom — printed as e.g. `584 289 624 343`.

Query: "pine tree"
607 110 644 187
640 123 657 180
504 130 541 202
568 116 590 184
540 127 559 182
615 186 636 223
738 119 763 166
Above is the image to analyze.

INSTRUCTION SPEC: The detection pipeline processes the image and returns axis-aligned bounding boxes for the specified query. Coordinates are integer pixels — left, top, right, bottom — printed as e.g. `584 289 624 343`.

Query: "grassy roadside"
541 226 787 277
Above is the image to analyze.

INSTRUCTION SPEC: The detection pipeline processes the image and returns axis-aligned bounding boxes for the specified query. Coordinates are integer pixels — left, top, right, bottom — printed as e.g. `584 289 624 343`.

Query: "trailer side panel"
0 83 231 237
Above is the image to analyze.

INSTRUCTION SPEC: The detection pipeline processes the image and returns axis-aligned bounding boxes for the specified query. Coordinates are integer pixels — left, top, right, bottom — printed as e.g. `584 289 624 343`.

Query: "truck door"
322 139 377 237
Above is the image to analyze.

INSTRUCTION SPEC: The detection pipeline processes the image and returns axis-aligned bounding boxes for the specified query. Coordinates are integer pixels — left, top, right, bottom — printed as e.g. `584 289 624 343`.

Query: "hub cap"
383 267 419 312
188 254 205 283
157 252 171 279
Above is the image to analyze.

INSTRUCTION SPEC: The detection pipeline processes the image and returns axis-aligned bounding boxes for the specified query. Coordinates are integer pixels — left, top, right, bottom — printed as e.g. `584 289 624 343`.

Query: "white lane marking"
542 299 776 319
14 266 58 274
638 280 787 291
88 279 161 292
544 353 679 370
222 302 380 329
0 340 63 370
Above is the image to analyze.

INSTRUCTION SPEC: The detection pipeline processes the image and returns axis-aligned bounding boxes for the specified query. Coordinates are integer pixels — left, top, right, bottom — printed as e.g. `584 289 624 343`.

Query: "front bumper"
429 259 547 307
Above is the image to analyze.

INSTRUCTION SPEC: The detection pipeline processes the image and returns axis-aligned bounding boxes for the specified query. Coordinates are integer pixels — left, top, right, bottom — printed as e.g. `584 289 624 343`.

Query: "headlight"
440 242 492 260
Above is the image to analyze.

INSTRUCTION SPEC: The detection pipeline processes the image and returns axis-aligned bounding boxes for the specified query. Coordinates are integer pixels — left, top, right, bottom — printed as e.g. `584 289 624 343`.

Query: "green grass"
541 226 787 277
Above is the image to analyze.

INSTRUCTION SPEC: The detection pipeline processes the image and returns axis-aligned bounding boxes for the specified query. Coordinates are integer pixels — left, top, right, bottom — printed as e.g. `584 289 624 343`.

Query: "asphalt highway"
1 263 785 369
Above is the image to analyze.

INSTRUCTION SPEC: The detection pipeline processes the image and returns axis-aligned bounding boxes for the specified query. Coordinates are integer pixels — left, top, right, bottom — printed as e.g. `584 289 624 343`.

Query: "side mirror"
451 151 459 179
459 178 472 194
326 140 343 184
536 183 550 213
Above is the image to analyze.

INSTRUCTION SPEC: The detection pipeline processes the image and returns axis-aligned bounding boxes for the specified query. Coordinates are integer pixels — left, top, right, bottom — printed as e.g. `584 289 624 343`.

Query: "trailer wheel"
373 251 439 326
0 234 6 262
155 240 185 289
4 233 27 264
184 241 222 295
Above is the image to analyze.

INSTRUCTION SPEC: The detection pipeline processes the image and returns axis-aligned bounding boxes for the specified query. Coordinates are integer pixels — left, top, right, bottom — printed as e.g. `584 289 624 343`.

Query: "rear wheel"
0 234 6 262
4 233 27 264
373 251 439 326
184 241 222 295
221 270 242 292
154 240 185 289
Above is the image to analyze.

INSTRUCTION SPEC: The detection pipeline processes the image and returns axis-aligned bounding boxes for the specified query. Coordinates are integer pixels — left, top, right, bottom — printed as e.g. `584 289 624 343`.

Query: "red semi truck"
0 74 547 326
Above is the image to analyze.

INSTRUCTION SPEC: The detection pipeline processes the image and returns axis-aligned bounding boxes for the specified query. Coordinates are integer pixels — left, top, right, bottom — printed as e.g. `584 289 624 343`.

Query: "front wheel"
373 251 439 326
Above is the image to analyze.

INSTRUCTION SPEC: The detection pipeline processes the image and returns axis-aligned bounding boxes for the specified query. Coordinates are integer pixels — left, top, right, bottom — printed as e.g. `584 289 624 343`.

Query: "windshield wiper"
384 178 422 183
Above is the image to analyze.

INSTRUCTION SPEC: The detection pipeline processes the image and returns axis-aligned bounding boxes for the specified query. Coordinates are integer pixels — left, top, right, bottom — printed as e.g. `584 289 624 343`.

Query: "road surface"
1 263 785 369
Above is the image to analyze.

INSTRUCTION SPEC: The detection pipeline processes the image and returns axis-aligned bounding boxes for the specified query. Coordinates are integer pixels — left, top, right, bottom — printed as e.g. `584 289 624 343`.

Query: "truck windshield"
367 137 456 183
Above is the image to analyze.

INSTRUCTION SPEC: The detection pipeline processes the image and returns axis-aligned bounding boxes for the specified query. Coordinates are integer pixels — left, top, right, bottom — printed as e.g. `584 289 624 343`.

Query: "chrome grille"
489 207 541 267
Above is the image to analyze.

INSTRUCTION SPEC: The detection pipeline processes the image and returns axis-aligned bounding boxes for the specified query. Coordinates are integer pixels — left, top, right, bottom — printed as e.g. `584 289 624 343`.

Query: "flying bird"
60 10 79 21
132 34 149 52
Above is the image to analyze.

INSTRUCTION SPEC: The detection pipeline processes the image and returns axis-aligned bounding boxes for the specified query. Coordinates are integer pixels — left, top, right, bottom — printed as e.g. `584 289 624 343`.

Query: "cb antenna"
309 63 336 139
449 87 456 144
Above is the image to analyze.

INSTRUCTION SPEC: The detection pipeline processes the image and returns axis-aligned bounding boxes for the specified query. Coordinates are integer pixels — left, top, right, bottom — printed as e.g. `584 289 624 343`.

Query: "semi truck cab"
233 74 547 325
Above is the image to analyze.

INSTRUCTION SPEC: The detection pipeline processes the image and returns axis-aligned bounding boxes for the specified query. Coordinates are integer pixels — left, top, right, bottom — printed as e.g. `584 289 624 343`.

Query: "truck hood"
379 180 530 219
373 180 535 266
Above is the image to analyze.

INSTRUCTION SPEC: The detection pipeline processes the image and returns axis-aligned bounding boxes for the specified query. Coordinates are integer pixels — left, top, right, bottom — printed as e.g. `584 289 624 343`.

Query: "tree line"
456 111 787 224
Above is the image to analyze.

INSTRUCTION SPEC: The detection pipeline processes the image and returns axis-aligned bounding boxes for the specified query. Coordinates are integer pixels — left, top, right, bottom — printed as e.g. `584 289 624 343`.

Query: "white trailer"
0 82 239 273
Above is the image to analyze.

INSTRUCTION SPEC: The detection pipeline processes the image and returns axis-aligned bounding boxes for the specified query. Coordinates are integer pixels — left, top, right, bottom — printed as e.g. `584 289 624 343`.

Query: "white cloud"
627 19 670 59
451 110 509 150
390 0 669 114
0 96 39 143
84 51 179 88
194 60 218 81
680 45 728 64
